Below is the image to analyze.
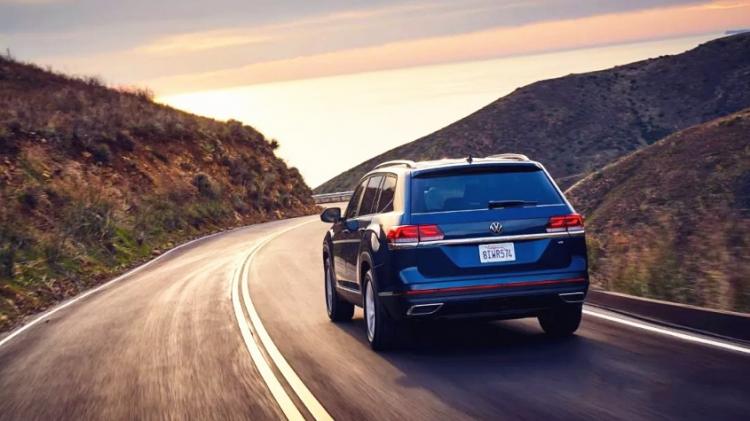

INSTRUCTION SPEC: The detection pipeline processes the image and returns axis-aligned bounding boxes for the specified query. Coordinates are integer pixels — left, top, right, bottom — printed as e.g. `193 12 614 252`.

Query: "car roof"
362 155 543 181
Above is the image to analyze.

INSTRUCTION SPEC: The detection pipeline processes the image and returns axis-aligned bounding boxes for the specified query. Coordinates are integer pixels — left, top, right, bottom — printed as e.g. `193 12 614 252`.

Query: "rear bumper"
380 277 588 321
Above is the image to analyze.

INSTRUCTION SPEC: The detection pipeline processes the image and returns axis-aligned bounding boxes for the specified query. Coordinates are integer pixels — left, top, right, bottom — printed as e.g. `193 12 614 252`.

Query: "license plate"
478 242 516 263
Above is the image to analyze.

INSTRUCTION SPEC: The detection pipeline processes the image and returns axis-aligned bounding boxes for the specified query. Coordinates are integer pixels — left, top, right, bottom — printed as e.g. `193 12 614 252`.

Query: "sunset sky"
2 0 749 186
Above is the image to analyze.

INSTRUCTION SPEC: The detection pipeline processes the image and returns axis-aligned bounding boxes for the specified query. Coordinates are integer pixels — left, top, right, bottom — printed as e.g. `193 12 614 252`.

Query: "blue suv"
320 154 588 350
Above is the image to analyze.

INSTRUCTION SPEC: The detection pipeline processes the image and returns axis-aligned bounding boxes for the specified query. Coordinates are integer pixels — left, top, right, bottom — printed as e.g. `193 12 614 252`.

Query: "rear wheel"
324 257 354 322
363 270 400 351
538 304 582 337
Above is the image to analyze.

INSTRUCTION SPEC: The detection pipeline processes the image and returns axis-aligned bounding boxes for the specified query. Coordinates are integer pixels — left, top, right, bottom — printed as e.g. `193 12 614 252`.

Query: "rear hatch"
408 163 576 280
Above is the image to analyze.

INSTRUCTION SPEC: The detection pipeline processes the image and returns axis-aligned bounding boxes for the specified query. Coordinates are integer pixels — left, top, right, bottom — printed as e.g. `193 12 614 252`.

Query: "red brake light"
547 214 584 232
387 225 419 243
418 224 444 241
387 224 444 244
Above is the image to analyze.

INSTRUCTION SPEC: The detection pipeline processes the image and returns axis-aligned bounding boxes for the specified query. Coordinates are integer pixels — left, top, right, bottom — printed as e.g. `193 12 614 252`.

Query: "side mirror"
320 207 341 223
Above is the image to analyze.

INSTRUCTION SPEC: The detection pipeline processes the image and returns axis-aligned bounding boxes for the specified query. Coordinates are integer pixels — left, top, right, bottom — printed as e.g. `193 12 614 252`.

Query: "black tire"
538 304 582 337
324 257 354 322
363 270 400 351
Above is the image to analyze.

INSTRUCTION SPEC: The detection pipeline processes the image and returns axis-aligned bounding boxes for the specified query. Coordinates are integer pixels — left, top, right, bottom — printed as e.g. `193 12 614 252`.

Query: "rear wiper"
488 200 538 209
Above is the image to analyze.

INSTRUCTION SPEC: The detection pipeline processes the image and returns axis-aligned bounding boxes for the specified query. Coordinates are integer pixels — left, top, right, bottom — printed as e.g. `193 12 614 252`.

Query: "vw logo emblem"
489 222 503 234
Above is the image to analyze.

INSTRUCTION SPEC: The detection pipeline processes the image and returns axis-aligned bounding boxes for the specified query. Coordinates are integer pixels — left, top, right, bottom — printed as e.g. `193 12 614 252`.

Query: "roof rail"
374 160 416 170
485 153 530 161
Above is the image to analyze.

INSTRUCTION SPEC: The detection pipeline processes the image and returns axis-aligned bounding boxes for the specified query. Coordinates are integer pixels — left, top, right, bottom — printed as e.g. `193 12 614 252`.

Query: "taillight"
387 224 444 244
418 225 444 241
387 225 419 243
547 214 584 232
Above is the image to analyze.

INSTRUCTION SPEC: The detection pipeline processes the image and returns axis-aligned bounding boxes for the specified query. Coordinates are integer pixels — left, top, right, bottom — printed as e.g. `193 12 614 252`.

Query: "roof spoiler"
374 160 416 169
484 153 530 161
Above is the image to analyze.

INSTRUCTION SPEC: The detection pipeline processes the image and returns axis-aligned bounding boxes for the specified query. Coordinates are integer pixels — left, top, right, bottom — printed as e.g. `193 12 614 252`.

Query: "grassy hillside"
316 33 750 193
567 109 750 313
0 56 316 331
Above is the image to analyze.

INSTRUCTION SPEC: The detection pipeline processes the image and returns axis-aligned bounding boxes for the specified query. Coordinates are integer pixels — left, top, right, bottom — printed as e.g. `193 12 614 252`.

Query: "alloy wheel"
325 264 333 315
365 280 376 342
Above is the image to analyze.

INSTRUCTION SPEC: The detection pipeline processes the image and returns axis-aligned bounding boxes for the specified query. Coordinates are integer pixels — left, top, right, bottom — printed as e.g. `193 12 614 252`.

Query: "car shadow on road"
327 313 750 420
336 313 581 356
332 315 638 419
333 315 606 419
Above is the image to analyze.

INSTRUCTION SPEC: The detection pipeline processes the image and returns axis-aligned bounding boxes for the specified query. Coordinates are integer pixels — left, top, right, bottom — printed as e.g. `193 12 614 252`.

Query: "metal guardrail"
312 191 354 204
587 289 750 343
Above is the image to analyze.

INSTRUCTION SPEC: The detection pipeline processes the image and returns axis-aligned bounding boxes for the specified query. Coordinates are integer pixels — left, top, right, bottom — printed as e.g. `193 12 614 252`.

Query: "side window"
359 175 383 216
345 180 367 219
375 175 397 213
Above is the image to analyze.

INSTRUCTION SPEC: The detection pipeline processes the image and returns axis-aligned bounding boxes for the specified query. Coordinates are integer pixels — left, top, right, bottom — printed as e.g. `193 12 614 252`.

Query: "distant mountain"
567 109 750 313
0 56 316 331
316 33 750 193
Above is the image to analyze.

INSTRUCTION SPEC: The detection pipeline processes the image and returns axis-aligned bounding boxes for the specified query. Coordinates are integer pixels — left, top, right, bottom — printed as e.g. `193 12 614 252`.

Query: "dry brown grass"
0 56 317 331
568 109 750 312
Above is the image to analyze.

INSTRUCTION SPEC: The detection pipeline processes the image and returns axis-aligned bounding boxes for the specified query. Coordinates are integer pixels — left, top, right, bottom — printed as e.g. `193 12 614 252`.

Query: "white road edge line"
0 226 240 349
238 218 334 421
231 251 305 421
583 308 750 355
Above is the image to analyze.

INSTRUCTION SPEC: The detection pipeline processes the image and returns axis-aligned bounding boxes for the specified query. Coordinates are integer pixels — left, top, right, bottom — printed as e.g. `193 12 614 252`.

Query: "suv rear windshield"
411 166 563 213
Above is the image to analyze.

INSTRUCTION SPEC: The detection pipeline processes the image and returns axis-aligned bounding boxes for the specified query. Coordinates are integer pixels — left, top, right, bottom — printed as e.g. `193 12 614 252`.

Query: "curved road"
1 213 749 420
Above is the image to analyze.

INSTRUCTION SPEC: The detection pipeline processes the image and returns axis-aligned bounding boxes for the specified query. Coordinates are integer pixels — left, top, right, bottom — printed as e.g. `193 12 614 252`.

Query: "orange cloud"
137 30 271 54
693 1 749 9
143 0 750 94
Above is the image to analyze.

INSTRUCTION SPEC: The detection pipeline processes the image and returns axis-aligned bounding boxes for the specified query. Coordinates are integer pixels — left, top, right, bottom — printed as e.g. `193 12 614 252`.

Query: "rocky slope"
0 56 316 331
567 109 750 313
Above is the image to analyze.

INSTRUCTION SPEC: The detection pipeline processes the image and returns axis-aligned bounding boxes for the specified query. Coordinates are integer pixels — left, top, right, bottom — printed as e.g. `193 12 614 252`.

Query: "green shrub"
0 136 19 155
152 148 168 163
0 248 14 279
18 188 39 209
228 158 257 186
64 201 116 247
116 131 135 151
186 200 230 228
232 195 250 213
89 143 112 164
6 121 22 134
192 173 219 199
131 121 165 139
136 197 185 236
0 226 27 279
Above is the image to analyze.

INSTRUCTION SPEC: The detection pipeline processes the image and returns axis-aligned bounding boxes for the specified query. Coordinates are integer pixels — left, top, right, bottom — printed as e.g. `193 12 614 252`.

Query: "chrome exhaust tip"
407 303 444 316
559 292 586 304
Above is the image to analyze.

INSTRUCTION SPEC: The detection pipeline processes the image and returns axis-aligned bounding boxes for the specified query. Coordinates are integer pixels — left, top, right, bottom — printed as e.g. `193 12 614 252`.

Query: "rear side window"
411 166 562 213
345 181 366 219
375 175 397 213
359 175 383 216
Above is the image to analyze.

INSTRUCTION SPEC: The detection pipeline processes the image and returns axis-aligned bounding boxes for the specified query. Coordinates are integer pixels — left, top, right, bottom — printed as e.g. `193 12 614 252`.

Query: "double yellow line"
230 218 333 421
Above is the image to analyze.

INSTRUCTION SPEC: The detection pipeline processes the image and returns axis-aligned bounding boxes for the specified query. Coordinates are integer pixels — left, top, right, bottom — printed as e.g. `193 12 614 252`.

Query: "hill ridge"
316 32 750 193
567 108 750 312
0 55 316 331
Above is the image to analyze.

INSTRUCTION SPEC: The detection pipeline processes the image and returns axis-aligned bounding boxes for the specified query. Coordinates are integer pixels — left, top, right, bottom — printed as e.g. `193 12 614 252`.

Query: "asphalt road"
1 213 749 420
